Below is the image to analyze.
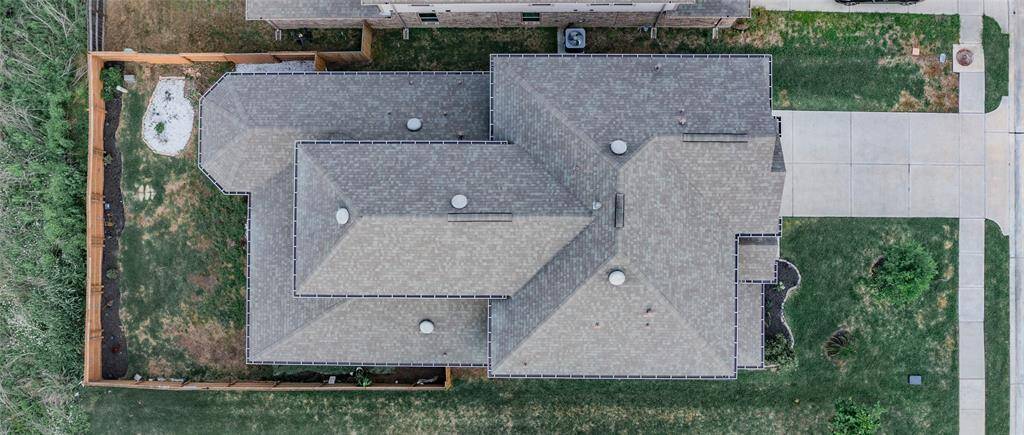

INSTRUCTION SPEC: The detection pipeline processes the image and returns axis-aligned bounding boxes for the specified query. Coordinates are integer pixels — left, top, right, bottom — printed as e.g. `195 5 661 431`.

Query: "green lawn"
114 66 257 381
985 220 1011 434
86 218 959 432
983 16 1010 113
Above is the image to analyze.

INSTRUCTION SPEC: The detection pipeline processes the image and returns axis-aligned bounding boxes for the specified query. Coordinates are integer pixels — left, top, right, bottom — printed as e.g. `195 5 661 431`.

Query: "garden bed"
765 259 800 344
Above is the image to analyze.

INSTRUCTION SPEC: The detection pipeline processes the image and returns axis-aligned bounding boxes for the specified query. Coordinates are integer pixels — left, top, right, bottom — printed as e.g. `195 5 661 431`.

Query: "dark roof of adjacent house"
199 54 783 378
245 0 750 18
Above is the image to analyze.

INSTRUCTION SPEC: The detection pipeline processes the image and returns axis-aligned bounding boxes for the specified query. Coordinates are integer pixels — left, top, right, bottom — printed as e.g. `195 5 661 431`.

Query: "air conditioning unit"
565 28 585 53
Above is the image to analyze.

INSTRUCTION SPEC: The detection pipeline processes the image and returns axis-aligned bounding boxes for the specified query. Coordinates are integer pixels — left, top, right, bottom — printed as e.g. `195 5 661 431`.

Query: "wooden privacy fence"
84 25 449 391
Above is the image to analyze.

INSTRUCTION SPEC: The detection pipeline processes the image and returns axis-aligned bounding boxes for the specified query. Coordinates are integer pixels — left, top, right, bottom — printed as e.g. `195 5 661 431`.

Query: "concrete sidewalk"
959 218 987 433
777 107 1012 230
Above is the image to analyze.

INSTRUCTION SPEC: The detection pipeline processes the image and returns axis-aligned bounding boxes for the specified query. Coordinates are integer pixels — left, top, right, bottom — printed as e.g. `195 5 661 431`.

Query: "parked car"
834 0 923 4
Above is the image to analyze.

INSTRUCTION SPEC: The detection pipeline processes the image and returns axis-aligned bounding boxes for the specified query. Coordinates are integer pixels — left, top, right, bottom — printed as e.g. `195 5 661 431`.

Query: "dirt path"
101 63 128 379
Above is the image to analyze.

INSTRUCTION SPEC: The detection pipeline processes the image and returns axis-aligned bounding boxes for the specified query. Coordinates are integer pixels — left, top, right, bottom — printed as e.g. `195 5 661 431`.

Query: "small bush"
765 333 795 369
353 367 373 387
155 121 166 134
101 66 124 101
868 241 937 304
830 399 885 434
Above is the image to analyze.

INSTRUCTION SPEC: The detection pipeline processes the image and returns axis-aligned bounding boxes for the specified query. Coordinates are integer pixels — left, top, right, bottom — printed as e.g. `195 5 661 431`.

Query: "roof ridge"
293 145 354 293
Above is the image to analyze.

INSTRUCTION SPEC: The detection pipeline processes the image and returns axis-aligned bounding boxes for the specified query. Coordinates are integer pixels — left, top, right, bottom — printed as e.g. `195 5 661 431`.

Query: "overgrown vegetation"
115 66 252 381
985 220 1010 434
830 399 885 434
867 241 938 305
85 219 959 432
764 333 796 369
101 66 124 101
0 0 88 432
982 16 1009 113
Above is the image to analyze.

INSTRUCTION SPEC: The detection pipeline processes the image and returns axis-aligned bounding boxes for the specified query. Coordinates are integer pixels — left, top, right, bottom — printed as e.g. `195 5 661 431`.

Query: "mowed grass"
87 218 959 432
115 65 261 380
985 220 1010 434
983 16 1010 113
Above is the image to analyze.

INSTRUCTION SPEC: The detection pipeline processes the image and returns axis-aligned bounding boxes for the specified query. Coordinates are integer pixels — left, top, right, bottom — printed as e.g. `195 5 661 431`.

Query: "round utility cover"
451 194 468 209
407 118 423 131
419 319 435 334
335 207 350 225
610 140 628 155
608 270 626 286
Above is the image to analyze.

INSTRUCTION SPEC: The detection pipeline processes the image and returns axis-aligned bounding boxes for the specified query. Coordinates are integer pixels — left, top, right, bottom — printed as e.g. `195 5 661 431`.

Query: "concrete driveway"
777 108 1012 231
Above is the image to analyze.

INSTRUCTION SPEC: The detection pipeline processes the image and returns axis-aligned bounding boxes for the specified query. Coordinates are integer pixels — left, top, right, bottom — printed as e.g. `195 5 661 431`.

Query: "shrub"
830 399 885 434
765 333 796 369
155 121 166 134
825 329 855 360
353 367 373 387
101 66 124 101
868 241 937 304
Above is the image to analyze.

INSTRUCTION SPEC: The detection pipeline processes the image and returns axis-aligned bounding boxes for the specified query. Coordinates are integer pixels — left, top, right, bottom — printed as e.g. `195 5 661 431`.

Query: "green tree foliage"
0 0 88 432
868 242 938 304
830 400 885 435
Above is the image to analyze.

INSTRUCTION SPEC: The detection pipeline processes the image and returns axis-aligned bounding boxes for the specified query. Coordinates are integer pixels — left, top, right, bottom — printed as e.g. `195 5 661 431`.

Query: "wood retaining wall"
83 26 450 391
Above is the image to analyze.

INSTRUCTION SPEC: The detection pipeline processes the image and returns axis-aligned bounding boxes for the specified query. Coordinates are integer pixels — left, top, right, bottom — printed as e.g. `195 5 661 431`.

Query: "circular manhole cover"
956 48 974 67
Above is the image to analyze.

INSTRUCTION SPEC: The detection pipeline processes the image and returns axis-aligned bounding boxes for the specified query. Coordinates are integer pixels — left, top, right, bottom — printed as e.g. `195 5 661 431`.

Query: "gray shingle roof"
293 140 591 297
486 55 781 378
201 72 492 365
198 55 783 377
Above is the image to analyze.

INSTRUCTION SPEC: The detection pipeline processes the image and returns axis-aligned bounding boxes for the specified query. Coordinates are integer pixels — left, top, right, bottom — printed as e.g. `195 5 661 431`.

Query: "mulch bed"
764 260 801 343
101 62 128 379
269 367 447 386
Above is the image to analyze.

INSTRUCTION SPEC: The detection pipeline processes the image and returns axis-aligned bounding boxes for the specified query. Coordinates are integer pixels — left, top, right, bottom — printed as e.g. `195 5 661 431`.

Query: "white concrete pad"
761 0 789 10
852 165 909 217
985 97 1011 132
959 409 986 435
791 163 851 216
959 114 986 164
960 15 984 43
852 112 909 164
984 0 1009 30
960 286 986 322
910 165 960 216
960 166 986 218
960 0 984 15
959 218 985 253
912 0 959 14
985 132 1011 230
781 167 794 216
960 252 985 288
788 0 845 12
792 111 851 163
952 44 985 73
959 321 986 379
960 378 986 410
910 113 960 164
959 72 986 114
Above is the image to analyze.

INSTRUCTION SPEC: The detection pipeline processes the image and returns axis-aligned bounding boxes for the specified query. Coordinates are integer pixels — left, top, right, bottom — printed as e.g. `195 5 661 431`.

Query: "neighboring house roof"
245 0 749 19
199 54 782 378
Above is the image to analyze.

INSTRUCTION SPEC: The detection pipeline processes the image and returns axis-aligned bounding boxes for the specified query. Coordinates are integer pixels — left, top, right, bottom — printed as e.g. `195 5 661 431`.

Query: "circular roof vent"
407 118 423 132
451 194 468 209
608 270 626 286
419 319 435 334
335 207 350 225
610 140 628 155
